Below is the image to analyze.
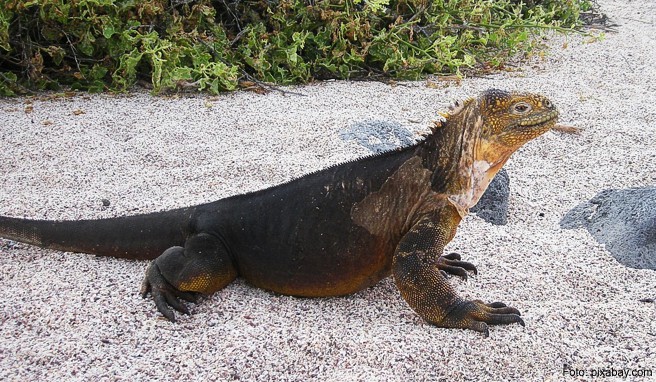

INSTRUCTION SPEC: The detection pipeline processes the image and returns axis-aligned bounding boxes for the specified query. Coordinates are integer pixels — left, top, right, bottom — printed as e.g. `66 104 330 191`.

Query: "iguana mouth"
517 110 559 128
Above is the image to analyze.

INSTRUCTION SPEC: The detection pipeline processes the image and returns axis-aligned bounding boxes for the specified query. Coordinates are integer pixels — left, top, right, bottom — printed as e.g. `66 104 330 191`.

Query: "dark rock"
560 186 656 270
341 120 418 154
470 169 510 226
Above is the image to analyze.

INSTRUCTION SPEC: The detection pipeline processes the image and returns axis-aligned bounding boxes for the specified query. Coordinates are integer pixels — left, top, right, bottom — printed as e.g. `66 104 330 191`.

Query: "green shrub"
0 0 591 95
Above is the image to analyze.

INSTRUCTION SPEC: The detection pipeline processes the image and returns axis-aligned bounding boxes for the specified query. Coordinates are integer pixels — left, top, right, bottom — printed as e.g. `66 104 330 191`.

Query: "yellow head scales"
476 88 559 147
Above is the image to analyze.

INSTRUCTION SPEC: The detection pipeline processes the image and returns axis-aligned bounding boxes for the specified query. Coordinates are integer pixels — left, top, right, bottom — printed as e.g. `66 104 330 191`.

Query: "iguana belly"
234 230 396 297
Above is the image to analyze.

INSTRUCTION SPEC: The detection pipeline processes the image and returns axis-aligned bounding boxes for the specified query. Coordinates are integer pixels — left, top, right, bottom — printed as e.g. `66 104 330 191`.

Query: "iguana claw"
140 262 200 322
442 299 524 337
436 252 478 280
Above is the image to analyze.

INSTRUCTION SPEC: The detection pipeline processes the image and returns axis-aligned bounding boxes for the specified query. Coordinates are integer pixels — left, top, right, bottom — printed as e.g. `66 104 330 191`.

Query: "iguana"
0 89 559 336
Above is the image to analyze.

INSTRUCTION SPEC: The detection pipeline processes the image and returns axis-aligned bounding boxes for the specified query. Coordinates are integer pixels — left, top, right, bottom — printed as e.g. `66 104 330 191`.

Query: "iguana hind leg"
392 210 523 336
140 233 237 321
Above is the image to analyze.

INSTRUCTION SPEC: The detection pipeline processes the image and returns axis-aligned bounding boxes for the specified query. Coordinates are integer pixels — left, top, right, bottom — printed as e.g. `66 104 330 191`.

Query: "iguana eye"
543 99 552 108
513 102 532 114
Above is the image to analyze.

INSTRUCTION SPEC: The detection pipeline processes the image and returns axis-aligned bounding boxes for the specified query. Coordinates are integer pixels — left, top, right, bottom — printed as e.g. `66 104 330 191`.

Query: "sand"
0 0 654 380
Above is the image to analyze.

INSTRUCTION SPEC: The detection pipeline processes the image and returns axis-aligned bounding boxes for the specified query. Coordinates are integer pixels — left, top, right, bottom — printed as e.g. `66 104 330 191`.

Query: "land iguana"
0 89 559 336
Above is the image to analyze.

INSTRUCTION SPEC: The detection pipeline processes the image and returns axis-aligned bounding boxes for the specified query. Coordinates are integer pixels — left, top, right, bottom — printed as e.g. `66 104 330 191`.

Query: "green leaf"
0 71 17 96
103 24 116 39
0 9 11 52
78 33 96 56
89 64 108 80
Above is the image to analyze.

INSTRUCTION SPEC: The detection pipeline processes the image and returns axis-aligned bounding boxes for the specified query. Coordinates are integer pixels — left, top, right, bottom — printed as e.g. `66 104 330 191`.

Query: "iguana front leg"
392 207 524 336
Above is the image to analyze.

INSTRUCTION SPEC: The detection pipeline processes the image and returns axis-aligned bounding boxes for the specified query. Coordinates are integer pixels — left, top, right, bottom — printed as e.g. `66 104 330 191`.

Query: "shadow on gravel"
560 186 656 270
341 120 510 226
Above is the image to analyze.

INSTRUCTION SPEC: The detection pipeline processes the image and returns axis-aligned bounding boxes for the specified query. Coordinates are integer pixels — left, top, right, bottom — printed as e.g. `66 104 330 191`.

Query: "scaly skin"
0 89 559 336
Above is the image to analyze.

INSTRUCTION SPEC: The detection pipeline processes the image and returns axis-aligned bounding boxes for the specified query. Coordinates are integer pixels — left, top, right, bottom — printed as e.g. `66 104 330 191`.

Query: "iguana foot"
140 261 201 322
140 234 238 322
440 299 524 337
436 252 477 280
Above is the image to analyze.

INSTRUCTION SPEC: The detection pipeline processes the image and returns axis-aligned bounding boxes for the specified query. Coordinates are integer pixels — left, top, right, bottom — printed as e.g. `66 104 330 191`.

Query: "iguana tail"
0 207 197 260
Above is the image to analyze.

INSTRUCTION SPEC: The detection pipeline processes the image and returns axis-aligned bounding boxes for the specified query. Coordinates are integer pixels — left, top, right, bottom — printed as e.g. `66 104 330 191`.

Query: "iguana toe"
436 252 478 280
442 252 462 260
141 262 199 321
482 300 522 315
441 300 524 337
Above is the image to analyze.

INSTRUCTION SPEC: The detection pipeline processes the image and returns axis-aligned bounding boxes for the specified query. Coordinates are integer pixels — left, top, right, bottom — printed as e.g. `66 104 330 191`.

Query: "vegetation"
0 0 591 95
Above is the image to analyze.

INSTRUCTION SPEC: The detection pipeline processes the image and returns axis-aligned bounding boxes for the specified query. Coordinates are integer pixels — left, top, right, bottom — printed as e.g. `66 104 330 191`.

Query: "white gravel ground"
1 0 655 380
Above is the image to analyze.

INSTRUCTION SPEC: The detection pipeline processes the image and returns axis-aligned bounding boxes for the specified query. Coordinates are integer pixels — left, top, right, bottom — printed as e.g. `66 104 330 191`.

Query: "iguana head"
441 88 559 156
434 88 559 214
478 88 559 148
